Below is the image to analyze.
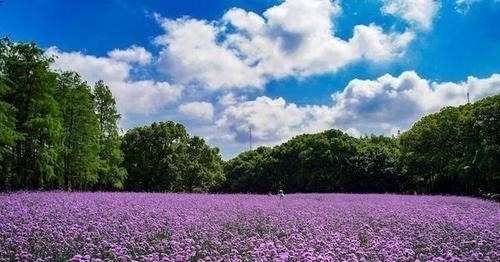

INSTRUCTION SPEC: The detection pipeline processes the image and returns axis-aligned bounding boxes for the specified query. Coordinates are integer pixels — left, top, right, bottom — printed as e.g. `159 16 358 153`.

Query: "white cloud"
155 18 264 90
154 0 415 91
455 0 478 13
111 80 182 117
215 96 336 145
212 72 500 150
217 92 247 106
332 71 500 135
381 0 440 30
349 24 414 61
108 45 152 65
45 47 182 119
179 101 215 121
46 47 130 83
262 0 341 34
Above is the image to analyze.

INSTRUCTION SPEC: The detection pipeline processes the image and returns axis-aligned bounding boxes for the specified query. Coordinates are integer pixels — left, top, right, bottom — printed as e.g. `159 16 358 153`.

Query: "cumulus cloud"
178 101 215 121
45 47 130 83
111 81 182 117
45 46 182 118
108 45 153 65
349 24 414 61
155 18 264 90
154 0 415 91
332 71 499 135
218 92 247 106
213 72 500 149
214 96 337 146
44 44 500 157
333 72 499 134
381 0 440 30
333 71 500 132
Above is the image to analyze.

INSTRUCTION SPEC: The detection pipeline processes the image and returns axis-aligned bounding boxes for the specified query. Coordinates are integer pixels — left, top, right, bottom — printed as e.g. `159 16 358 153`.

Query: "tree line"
222 95 499 198
0 39 498 197
0 39 125 190
399 95 499 196
0 39 224 192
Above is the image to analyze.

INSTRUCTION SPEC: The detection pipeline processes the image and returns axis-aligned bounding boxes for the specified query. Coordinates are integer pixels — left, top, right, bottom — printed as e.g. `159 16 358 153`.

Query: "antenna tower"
249 126 253 150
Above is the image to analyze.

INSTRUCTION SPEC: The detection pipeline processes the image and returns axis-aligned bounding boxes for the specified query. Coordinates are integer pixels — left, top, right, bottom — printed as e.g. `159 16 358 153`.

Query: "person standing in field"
278 189 284 199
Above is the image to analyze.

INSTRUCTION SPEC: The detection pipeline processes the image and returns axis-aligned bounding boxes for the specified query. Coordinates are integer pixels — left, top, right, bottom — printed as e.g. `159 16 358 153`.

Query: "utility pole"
467 92 470 104
249 126 252 150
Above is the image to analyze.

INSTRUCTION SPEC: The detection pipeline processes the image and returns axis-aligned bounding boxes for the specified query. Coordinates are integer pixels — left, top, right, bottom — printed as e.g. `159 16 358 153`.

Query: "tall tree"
93 80 126 189
0 64 19 190
1 40 62 189
56 72 100 190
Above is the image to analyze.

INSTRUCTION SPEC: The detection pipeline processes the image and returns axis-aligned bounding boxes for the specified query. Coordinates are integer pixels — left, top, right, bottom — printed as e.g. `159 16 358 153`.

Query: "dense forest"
0 39 499 197
0 39 224 192
0 40 126 190
222 95 499 197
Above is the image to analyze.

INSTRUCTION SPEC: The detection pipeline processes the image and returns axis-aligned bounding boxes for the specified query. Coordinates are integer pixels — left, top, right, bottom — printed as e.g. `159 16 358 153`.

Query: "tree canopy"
222 130 403 194
122 121 224 192
400 95 499 196
0 39 126 190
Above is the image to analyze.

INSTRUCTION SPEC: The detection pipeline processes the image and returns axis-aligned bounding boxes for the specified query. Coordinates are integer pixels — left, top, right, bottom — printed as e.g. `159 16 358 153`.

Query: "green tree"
468 95 500 194
400 107 464 193
93 80 126 189
180 136 224 192
399 94 500 196
1 40 62 189
0 65 19 190
350 136 402 193
222 146 275 193
223 129 403 194
56 72 100 190
122 121 224 192
122 122 189 191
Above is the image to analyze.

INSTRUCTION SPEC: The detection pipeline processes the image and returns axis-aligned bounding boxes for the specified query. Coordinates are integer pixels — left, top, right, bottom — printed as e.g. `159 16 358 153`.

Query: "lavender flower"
0 193 498 261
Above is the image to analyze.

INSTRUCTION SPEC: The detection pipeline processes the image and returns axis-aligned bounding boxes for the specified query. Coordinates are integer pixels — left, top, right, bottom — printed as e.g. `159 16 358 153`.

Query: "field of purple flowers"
0 193 498 262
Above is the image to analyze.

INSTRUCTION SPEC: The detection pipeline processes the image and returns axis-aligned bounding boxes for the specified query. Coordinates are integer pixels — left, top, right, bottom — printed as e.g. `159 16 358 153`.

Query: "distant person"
278 189 284 199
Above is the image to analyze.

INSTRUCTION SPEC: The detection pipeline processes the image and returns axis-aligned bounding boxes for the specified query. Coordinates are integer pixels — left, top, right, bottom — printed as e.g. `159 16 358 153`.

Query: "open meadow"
0 192 498 261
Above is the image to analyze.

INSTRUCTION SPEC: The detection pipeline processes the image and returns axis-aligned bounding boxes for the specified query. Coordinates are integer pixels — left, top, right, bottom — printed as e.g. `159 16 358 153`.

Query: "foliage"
222 146 276 193
0 39 63 189
93 80 127 190
181 136 225 192
122 121 224 192
223 131 402 194
400 94 500 196
0 62 18 190
0 39 124 190
56 72 100 190
224 95 499 196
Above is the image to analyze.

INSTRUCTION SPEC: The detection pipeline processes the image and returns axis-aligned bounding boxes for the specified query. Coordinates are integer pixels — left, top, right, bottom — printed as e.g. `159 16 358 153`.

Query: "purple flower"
0 193 498 261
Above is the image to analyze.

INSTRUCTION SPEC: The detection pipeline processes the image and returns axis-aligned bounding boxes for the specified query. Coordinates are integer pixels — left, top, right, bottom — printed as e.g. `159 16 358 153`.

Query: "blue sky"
1 0 499 159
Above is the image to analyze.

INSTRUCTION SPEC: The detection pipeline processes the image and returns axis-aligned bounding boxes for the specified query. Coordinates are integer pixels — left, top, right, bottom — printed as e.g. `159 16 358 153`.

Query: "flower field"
0 193 498 261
